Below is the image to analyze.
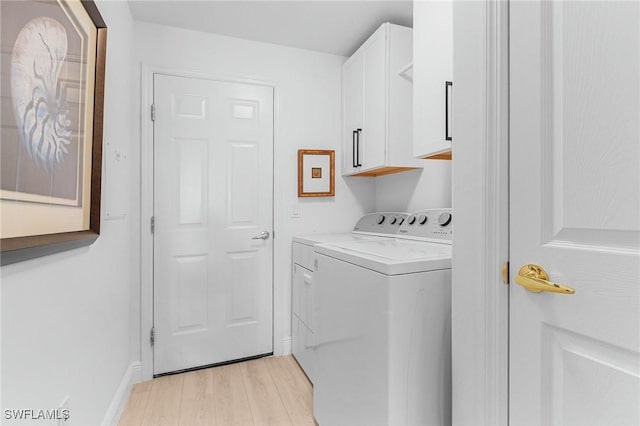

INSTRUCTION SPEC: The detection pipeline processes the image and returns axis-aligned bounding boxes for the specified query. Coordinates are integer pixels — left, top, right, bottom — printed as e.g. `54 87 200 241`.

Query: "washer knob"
438 212 452 226
408 215 416 225
418 215 427 225
389 217 397 225
376 215 386 224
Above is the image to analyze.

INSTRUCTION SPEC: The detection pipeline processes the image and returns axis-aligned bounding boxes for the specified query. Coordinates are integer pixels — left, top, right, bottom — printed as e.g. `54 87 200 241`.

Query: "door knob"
251 231 270 240
515 264 575 294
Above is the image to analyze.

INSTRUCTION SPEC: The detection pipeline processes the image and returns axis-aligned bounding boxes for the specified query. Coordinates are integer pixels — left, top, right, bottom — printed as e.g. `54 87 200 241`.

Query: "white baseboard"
101 361 141 426
281 336 292 356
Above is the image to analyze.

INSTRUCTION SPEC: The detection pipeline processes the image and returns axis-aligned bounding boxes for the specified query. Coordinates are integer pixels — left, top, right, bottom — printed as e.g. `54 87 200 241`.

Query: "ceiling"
127 1 413 57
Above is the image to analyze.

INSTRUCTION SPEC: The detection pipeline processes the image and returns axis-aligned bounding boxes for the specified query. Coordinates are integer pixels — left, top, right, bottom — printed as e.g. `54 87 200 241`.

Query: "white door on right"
510 2 640 425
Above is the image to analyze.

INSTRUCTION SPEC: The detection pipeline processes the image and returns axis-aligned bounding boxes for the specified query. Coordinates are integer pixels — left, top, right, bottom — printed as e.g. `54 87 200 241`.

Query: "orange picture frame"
297 149 335 197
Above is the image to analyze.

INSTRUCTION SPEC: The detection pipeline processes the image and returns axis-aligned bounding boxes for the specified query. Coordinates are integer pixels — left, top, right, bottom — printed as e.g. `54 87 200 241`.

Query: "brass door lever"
515 264 575 295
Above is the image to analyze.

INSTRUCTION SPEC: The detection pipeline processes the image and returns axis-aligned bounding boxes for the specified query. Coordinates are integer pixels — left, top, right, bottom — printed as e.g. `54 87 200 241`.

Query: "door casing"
451 1 510 424
139 66 278 380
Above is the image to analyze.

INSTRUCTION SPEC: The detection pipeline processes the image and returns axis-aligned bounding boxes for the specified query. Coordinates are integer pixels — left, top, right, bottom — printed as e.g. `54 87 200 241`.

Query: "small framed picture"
298 149 335 197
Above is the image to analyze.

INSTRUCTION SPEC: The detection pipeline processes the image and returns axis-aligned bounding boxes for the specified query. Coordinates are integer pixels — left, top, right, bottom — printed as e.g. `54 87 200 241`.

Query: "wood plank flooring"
118 356 313 426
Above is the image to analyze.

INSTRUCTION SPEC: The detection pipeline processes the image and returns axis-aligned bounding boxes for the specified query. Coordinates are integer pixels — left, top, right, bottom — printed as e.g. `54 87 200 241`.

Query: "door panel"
174 255 207 332
510 1 639 424
154 74 274 375
227 142 258 225
542 325 640 425
177 140 207 224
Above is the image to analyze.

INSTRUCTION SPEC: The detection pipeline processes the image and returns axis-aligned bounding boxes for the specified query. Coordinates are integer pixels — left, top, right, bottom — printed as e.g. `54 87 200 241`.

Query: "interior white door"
153 74 274 375
510 2 640 424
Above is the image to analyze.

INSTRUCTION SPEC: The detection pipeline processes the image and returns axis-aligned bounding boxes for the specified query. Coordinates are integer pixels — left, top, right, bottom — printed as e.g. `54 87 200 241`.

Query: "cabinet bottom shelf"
420 151 452 160
349 166 421 177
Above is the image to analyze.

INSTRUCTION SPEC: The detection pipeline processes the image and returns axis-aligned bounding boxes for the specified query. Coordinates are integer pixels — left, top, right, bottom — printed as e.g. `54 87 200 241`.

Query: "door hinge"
151 104 155 121
150 216 155 233
502 261 509 285
150 327 155 346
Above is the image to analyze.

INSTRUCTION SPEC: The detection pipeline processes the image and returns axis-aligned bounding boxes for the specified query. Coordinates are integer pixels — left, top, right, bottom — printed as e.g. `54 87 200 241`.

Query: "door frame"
451 1 510 424
139 65 278 380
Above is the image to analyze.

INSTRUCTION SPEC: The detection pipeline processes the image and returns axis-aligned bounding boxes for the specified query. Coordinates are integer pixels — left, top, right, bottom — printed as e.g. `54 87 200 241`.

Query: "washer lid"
292 232 390 247
315 239 452 275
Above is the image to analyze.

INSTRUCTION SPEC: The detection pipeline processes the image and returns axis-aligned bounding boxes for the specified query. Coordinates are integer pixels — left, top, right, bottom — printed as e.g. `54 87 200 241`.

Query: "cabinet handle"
356 128 362 167
352 130 357 168
445 81 453 141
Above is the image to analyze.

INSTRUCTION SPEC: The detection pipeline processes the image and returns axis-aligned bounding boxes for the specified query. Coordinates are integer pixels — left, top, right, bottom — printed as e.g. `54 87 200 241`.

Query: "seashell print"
10 17 73 173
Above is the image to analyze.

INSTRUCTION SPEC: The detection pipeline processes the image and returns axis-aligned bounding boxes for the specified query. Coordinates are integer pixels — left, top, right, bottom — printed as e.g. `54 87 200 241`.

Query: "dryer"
291 212 409 382
313 209 453 426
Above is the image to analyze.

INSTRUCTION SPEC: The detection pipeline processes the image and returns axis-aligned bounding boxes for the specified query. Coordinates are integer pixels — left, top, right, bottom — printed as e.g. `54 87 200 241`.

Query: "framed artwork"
0 0 107 265
298 149 335 197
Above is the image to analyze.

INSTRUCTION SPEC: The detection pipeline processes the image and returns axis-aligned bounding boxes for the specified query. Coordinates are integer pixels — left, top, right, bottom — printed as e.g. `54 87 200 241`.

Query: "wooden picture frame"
0 0 107 265
298 149 335 197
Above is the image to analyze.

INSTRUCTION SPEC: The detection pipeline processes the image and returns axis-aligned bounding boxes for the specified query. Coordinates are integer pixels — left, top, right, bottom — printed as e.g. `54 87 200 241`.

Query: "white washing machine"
313 209 453 426
291 213 410 383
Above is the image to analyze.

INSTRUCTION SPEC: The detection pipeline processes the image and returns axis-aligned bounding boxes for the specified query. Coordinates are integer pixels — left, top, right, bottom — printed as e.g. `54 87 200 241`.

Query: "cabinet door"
292 264 301 319
300 268 313 330
293 263 314 329
361 26 387 171
413 0 453 158
342 52 364 175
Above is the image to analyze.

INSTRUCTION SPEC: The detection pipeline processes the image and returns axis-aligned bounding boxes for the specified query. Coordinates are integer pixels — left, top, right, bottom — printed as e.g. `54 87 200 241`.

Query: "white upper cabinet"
342 23 422 176
413 0 453 160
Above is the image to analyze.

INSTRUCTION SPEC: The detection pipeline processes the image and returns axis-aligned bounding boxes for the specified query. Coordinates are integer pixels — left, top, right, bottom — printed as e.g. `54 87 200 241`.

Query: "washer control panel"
352 212 410 235
397 209 453 243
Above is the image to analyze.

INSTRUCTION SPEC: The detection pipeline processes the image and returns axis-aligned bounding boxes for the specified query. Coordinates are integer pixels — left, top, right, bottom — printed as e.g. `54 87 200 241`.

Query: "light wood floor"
118 356 314 426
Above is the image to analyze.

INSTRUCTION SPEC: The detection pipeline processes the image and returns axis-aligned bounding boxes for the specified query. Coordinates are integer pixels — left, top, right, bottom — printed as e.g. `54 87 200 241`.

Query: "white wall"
134 22 375 362
375 161 451 212
1 1 137 425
